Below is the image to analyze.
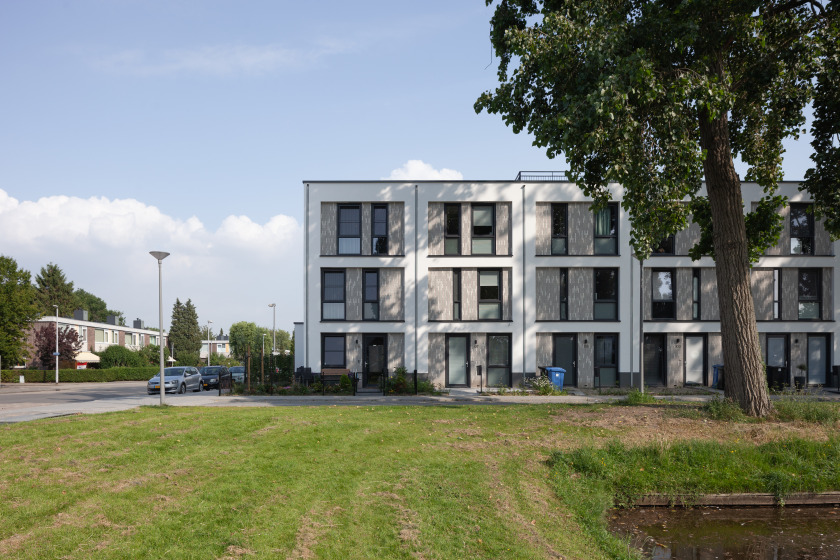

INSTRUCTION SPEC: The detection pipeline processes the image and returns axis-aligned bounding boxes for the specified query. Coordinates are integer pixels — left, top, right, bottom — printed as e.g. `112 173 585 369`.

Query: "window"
595 334 618 387
559 269 568 320
594 203 618 255
452 269 461 320
372 205 388 255
363 270 379 320
322 335 346 368
487 335 511 387
773 269 781 319
692 269 701 320
322 270 346 320
654 235 675 255
798 268 821 319
444 204 461 255
651 269 675 319
478 269 502 319
217 343 224 351
337 205 361 255
472 204 495 255
790 203 814 255
594 269 618 320
551 203 568 255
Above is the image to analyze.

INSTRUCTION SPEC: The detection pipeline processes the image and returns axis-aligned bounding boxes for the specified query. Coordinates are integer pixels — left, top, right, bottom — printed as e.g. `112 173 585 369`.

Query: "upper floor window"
363 270 379 320
594 269 618 320
372 205 388 255
798 268 821 319
322 334 346 368
338 205 361 255
453 268 462 320
790 203 814 255
322 270 346 320
551 203 568 255
692 269 701 320
653 235 675 255
773 269 781 319
594 203 618 255
651 269 675 319
559 268 568 320
472 205 496 255
444 204 461 255
478 269 502 319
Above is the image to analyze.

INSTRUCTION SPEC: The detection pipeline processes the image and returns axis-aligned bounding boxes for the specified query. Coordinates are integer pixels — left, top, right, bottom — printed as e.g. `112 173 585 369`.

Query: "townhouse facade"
301 177 838 391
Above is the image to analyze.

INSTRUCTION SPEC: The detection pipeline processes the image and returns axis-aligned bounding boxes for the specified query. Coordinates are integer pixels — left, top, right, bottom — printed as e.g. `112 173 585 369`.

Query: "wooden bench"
319 368 353 386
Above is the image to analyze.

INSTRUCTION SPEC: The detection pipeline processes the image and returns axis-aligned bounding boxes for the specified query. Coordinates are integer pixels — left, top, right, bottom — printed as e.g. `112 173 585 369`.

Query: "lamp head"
149 251 170 261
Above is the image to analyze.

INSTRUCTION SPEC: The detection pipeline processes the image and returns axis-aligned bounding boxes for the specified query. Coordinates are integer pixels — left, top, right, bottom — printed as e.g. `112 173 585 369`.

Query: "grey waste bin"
545 367 565 389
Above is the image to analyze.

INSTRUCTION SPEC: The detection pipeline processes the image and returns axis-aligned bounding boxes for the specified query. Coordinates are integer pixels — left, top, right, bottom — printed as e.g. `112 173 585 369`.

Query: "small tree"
0 256 40 365
33 323 82 368
34 263 77 318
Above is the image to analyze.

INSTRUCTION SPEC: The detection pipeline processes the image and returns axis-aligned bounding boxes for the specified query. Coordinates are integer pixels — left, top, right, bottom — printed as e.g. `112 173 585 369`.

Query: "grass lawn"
1 400 838 559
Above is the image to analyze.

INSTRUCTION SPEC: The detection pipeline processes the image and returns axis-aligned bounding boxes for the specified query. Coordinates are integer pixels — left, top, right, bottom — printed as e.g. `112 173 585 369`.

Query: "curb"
630 492 840 507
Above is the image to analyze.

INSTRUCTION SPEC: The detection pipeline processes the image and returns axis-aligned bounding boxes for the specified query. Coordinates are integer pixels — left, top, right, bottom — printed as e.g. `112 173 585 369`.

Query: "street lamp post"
261 333 266 385
149 251 170 406
268 303 276 354
207 320 213 366
53 305 59 384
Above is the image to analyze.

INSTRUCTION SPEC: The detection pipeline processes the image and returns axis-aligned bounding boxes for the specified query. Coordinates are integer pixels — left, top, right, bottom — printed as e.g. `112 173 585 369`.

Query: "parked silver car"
229 366 245 384
147 367 202 394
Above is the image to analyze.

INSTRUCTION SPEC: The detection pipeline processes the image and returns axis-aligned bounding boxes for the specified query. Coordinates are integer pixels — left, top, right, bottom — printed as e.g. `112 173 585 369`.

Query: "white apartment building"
300 176 838 391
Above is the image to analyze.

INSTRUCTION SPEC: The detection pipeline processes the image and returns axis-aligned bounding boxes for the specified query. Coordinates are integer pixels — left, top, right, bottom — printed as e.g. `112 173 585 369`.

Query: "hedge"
1 367 160 383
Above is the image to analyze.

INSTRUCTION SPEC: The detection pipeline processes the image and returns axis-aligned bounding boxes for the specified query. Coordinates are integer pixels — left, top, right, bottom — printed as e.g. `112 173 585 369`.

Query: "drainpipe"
522 184 527 380
639 255 645 394
304 183 310 369
414 184 419 375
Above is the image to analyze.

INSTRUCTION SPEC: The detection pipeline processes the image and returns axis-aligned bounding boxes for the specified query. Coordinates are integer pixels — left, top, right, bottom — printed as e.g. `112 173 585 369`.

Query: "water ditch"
609 506 840 559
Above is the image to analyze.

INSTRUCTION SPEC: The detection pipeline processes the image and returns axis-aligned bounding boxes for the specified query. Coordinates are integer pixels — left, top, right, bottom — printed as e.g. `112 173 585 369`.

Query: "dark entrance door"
643 334 666 386
765 335 788 391
552 334 577 386
363 334 387 389
446 334 469 387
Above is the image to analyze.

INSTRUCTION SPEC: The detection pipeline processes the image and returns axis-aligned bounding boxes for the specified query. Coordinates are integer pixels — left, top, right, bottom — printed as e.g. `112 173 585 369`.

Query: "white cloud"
384 160 463 180
0 189 303 334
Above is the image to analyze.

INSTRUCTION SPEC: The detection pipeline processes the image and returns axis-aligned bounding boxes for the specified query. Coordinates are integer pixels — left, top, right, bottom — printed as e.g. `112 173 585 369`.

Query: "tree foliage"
168 298 201 358
34 263 77 318
229 322 274 363
97 345 144 368
74 288 124 324
33 323 82 368
0 256 40 365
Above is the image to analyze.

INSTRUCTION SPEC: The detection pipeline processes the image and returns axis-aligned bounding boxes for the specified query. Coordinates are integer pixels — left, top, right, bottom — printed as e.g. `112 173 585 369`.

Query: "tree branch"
762 0 825 18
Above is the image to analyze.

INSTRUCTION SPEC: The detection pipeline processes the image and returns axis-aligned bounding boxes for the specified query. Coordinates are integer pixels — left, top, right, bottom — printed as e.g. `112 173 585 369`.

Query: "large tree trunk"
699 108 773 417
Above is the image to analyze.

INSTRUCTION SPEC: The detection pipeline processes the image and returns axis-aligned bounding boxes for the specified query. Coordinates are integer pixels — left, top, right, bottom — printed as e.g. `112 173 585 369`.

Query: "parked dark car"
148 367 202 394
199 365 230 390
229 366 245 384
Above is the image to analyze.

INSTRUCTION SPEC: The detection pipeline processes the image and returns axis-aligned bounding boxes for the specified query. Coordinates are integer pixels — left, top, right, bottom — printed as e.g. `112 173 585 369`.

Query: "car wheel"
179 383 186 394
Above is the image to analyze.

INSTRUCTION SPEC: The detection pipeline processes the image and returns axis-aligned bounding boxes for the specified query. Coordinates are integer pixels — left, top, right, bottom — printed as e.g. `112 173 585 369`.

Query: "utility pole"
53 305 59 384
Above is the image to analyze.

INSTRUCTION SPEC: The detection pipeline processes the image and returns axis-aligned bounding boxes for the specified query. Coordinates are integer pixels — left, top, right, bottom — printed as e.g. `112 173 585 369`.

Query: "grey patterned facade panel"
568 203 593 255
380 268 405 321
428 203 444 256
823 268 833 320
462 269 478 320
503 268 512 321
569 268 594 320
676 268 693 320
346 333 362 372
642 268 652 321
701 268 720 321
361 204 372 256
536 333 552 369
707 334 723 385
461 203 472 256
428 269 452 321
321 203 337 255
577 334 594 388
388 333 405 372
428 333 445 385
751 269 774 321
667 334 683 387
790 334 807 375
389 202 405 255
496 202 511 255
781 268 799 321
535 268 561 321
471 333 487 374
763 205 788 256
758 333 767 358
346 269 362 321
816 217 832 256
535 203 551 255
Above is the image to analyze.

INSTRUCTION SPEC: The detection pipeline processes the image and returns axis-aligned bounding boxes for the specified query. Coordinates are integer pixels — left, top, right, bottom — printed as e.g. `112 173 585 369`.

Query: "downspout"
522 184 527 379
630 255 634 389
414 184 419 375
304 183 310 369
639 256 645 393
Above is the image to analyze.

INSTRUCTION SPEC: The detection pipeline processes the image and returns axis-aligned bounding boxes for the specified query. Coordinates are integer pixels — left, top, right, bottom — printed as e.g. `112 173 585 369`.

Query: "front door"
643 334 666 386
552 334 577 386
486 334 511 387
446 334 469 387
807 335 829 386
766 335 788 390
684 336 705 385
363 334 387 388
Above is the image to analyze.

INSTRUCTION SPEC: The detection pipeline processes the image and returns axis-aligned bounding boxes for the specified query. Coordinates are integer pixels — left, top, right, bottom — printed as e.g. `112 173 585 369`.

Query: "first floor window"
551 203 568 255
594 269 618 320
790 203 814 255
472 204 495 255
654 235 675 255
478 269 502 319
595 335 618 387
452 269 461 320
322 335 346 368
692 269 701 320
773 269 781 319
559 269 568 320
338 205 361 254
322 270 346 320
651 269 675 319
444 204 461 255
594 203 618 255
372 205 388 255
363 269 379 320
798 268 821 319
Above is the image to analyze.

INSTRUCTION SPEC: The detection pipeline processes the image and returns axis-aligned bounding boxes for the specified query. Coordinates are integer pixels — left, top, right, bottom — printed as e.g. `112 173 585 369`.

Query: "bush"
624 389 656 405
1 367 159 383
98 345 144 368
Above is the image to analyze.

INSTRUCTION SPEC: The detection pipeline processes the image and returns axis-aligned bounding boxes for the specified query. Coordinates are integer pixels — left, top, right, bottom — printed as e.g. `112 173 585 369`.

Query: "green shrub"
1 367 159 383
704 396 749 421
624 389 656 405
97 345 144 368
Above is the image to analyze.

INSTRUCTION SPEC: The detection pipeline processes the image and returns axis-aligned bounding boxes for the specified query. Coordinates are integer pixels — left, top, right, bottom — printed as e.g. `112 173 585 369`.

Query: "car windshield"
201 367 223 374
230 367 244 373
163 368 185 377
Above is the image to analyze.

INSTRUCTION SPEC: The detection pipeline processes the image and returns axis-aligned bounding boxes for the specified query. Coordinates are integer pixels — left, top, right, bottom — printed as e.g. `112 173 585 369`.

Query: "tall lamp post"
206 320 213 366
150 251 170 406
268 303 276 355
53 305 59 384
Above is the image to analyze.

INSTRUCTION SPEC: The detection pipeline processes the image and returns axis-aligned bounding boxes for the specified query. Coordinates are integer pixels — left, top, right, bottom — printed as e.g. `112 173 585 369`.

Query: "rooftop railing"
515 171 570 182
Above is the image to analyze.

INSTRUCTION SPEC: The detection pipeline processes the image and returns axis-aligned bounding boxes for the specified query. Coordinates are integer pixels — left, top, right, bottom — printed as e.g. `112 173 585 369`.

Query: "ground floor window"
322 335 346 368
486 334 511 387
595 334 618 388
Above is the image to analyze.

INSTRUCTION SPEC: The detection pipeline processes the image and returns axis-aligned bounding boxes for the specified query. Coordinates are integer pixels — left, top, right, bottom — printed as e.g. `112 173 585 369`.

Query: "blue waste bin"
712 364 724 390
545 367 566 389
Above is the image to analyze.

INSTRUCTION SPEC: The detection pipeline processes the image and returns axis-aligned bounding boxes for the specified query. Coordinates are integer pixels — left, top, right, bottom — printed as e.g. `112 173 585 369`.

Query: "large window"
798 268 821 319
322 270 346 320
594 269 618 320
452 268 461 320
371 205 388 255
551 203 568 255
322 335 346 368
595 334 618 387
338 205 361 255
651 269 675 319
363 270 379 320
472 204 495 255
790 203 814 255
478 269 502 320
487 335 511 387
594 203 618 255
444 204 461 255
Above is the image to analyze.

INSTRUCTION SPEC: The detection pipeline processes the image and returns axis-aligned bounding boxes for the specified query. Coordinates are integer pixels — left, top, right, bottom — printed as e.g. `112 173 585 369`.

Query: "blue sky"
0 1 817 337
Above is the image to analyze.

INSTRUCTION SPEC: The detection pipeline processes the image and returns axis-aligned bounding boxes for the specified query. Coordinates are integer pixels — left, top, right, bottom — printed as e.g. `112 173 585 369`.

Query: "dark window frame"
478 268 502 320
797 268 822 320
321 269 346 321
486 334 512 387
452 268 462 320
363 269 379 321
790 203 814 255
594 334 619 388
471 204 496 255
593 203 619 255
692 269 701 320
444 203 461 255
653 235 675 255
651 268 676 320
773 269 781 320
593 268 619 320
371 204 388 255
322 334 346 368
551 203 568 255
337 204 361 255
559 268 568 320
